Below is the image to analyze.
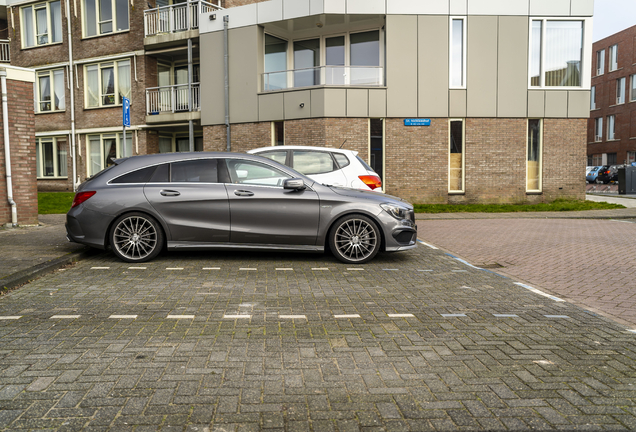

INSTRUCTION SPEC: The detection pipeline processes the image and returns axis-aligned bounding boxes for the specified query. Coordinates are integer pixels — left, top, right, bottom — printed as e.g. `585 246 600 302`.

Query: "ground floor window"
369 118 384 184
628 151 636 165
87 133 132 176
592 154 603 166
607 152 617 165
449 119 465 193
36 137 67 178
272 121 284 146
527 119 543 192
158 134 203 153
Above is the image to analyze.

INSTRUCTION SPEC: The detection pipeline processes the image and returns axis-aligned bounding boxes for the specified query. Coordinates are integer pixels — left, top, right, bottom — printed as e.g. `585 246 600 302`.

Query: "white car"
248 146 383 192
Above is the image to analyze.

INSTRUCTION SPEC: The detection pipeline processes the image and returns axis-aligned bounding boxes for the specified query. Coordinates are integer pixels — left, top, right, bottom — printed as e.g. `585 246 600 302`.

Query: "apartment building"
5 0 222 191
588 25 636 166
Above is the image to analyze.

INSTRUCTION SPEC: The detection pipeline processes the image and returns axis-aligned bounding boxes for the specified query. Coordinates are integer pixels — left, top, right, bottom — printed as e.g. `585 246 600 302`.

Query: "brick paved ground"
1 248 635 430
417 218 636 327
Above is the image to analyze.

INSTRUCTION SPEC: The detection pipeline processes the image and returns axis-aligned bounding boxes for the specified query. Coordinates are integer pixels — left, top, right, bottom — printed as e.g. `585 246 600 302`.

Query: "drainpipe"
224 15 230 152
188 37 194 152
0 69 17 227
65 0 77 191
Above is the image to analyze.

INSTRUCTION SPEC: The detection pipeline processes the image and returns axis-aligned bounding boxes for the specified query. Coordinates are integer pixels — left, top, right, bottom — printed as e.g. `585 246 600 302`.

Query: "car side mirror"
283 178 306 191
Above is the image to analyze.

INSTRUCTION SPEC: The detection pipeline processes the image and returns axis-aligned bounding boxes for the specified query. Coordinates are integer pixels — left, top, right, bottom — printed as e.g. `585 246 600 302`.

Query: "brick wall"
543 118 587 201
0 78 38 225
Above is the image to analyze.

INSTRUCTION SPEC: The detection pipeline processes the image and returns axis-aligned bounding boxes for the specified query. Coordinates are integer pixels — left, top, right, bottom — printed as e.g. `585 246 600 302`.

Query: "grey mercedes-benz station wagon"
66 152 417 264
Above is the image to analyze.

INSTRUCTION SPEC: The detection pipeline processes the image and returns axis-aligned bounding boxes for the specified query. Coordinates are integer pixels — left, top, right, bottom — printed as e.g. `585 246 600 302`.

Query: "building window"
36 69 65 113
609 44 618 71
293 39 320 87
596 49 605 75
87 133 132 176
264 34 288 91
607 115 615 140
530 19 583 87
36 137 67 178
592 154 603 166
83 0 129 37
591 86 596 109
628 151 636 165
631 75 636 102
370 118 384 183
616 77 625 104
21 1 62 48
158 134 203 153
272 121 284 146
85 59 131 108
527 119 542 192
594 117 603 142
607 152 617 165
449 119 464 193
450 17 466 88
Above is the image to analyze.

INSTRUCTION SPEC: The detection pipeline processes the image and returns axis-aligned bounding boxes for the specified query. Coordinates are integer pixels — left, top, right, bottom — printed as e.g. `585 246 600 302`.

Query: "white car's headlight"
380 203 410 220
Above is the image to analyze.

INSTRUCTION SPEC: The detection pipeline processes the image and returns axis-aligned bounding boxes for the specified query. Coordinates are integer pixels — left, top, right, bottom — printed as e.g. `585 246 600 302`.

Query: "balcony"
0 40 10 63
262 66 384 92
144 0 221 40
146 83 200 123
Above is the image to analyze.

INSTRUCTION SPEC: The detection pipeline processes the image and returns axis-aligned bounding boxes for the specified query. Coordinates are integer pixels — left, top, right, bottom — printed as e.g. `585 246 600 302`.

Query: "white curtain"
159 137 172 153
89 136 101 176
22 7 35 47
86 65 99 107
51 1 62 42
118 60 131 104
54 69 65 110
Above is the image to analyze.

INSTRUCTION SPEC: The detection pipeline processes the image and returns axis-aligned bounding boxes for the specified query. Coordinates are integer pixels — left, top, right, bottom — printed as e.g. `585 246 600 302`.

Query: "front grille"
394 231 415 244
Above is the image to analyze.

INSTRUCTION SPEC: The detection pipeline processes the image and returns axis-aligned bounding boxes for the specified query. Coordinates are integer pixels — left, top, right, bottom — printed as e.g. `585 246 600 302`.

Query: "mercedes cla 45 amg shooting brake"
66 152 417 264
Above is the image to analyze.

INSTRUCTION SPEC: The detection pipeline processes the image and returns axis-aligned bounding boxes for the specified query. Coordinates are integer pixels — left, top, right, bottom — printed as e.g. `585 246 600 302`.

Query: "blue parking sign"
123 97 131 127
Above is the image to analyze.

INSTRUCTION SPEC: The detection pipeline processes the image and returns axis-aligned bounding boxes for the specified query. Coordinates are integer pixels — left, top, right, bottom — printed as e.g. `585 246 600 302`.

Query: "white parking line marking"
91 267 110 269
493 314 518 318
196 293 218 295
514 282 565 302
452 270 468 272
109 315 138 319
0 316 22 320
334 314 360 318
441 314 467 317
312 268 329 271
346 268 365 271
417 240 438 249
418 270 433 272
239 268 257 271
166 268 183 270
544 315 570 319
202 267 220 270
167 315 195 319
628 329 636 334
50 315 81 319
223 314 252 319
128 267 146 270
383 269 399 271
276 268 294 271
279 315 307 319
388 314 415 318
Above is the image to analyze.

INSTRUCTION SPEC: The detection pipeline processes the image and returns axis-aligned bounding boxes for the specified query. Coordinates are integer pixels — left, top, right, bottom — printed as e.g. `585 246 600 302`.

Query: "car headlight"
380 203 410 220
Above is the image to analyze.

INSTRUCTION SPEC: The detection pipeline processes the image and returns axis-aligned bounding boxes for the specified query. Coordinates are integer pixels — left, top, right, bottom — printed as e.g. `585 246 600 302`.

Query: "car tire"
110 212 164 263
329 214 381 264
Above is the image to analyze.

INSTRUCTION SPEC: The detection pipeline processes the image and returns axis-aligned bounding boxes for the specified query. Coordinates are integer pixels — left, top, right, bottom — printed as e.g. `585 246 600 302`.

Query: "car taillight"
71 191 96 208
359 175 382 190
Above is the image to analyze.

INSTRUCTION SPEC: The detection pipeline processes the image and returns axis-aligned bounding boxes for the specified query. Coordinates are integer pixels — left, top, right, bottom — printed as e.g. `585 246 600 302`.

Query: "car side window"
333 153 350 169
111 166 157 184
148 164 170 182
258 150 288 165
292 151 337 175
225 159 291 187
171 159 218 183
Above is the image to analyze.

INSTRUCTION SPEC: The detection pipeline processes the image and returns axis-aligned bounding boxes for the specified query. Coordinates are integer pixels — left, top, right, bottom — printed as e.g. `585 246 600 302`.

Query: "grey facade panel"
229 26 260 123
386 15 419 117
497 16 528 118
527 91 545 117
324 89 347 117
449 89 467 118
568 91 591 118
369 89 387 118
466 16 498 117
570 0 594 16
347 89 369 117
259 93 284 121
284 90 312 119
200 32 226 126
545 91 568 118
310 89 325 117
418 15 449 118
530 0 570 16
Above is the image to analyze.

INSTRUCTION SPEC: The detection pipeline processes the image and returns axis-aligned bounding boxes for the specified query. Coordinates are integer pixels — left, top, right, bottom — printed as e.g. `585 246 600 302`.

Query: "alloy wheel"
334 218 378 262
112 216 158 261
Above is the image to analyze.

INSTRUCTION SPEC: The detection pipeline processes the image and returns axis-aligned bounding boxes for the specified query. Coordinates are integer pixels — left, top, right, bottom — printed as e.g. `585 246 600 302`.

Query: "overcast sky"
593 0 636 41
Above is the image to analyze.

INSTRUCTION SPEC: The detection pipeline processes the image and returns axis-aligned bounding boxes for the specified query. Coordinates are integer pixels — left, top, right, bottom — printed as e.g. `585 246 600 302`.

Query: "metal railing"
0 40 10 63
144 0 222 37
146 83 200 114
262 66 384 92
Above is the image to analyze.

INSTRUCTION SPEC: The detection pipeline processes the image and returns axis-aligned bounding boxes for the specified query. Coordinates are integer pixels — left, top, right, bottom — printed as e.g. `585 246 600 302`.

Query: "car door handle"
234 190 254 197
160 190 181 197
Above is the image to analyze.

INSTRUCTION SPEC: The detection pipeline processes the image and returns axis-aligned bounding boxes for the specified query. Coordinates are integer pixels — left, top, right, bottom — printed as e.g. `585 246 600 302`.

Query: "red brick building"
588 25 636 166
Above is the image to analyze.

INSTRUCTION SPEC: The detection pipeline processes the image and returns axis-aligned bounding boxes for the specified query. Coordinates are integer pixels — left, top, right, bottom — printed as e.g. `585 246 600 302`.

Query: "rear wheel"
329 215 381 264
110 213 164 262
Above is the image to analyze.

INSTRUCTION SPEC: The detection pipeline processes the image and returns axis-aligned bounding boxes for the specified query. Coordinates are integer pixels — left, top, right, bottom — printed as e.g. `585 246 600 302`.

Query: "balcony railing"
144 0 222 37
146 83 200 115
0 40 10 63
262 66 384 92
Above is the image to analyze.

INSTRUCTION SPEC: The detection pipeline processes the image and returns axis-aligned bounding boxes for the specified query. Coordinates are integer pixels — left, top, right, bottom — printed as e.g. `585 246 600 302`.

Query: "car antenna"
339 139 347 149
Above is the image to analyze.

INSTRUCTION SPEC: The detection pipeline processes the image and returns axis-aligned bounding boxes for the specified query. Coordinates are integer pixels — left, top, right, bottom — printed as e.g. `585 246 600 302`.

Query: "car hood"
326 186 413 208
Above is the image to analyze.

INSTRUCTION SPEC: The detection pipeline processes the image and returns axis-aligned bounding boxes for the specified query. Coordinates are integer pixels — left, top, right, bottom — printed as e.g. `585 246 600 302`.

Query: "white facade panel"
283 0 311 19
530 0 570 16
570 0 594 16
310 0 325 15
218 4 258 30
258 0 283 24
346 0 385 14
468 0 528 16
450 0 467 15
386 0 449 15
323 0 345 14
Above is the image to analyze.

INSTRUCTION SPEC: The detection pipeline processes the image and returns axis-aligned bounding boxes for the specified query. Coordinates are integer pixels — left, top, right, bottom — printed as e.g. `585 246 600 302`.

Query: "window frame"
590 85 596 109
368 117 385 190
84 59 131 108
271 121 284 146
616 77 626 105
86 132 132 177
448 118 465 194
607 115 616 140
81 0 130 38
36 68 66 113
609 44 618 71
36 136 68 179
596 49 605 76
158 132 203 153
449 16 467 89
528 17 589 89
630 74 636 102
526 119 543 193
20 0 62 49
594 117 603 142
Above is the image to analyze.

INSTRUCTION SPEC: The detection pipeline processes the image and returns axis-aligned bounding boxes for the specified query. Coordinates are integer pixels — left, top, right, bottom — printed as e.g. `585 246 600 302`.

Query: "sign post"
122 97 131 157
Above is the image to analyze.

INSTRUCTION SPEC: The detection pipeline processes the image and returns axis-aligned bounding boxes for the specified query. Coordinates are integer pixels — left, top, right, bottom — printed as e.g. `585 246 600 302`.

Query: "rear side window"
356 155 373 171
332 153 350 168
149 164 170 182
111 166 157 184
292 151 337 175
171 159 218 183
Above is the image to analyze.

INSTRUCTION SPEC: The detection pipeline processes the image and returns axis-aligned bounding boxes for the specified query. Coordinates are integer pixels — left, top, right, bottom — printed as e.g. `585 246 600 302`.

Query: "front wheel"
110 213 164 262
329 215 381 264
